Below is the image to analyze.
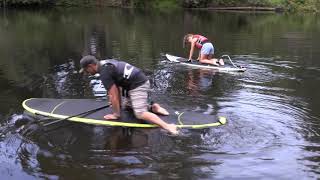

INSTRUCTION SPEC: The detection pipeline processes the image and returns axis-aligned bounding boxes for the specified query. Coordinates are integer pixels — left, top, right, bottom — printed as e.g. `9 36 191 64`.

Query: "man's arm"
99 65 122 120
108 84 121 118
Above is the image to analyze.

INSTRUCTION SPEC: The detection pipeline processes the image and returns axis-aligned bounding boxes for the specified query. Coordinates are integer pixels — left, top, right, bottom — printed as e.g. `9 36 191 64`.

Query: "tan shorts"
127 80 150 117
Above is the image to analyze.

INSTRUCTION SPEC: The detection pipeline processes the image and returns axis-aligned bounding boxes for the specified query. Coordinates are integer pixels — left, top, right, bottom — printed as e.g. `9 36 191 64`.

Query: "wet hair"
183 34 193 48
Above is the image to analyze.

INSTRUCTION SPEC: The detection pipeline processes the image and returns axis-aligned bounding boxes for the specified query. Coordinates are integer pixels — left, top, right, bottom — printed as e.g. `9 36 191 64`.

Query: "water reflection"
15 121 213 179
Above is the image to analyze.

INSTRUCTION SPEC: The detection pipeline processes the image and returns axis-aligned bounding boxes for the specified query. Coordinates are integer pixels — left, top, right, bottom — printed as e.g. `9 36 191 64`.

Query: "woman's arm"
188 38 198 60
188 41 195 60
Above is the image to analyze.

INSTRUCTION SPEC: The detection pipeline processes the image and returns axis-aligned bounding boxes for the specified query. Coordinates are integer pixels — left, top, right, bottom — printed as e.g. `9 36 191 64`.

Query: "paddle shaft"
42 104 110 126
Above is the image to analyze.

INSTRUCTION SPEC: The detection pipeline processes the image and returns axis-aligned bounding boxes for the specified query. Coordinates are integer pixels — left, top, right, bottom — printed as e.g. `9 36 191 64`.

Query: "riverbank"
196 6 284 12
0 0 319 13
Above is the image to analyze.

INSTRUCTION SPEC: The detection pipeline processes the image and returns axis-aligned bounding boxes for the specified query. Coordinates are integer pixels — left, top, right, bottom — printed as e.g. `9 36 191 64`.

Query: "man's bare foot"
165 124 179 135
151 103 169 115
103 114 119 120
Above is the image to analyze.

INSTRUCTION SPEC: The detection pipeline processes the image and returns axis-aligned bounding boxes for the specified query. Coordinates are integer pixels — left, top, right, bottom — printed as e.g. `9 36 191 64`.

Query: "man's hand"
104 113 120 120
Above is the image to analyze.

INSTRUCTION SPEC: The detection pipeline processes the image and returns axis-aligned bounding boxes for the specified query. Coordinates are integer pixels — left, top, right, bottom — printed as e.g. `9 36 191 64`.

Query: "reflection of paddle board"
88 74 106 97
22 98 226 129
165 54 246 72
90 78 106 97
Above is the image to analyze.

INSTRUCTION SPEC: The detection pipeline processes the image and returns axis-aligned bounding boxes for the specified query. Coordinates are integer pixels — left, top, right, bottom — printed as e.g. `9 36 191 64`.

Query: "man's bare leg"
151 103 169 115
139 112 178 135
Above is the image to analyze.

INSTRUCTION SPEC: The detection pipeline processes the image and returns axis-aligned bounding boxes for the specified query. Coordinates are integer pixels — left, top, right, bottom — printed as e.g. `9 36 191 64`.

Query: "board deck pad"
23 98 226 128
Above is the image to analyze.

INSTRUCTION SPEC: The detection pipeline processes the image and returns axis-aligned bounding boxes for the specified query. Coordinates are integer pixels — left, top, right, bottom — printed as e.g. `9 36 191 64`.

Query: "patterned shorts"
127 80 150 117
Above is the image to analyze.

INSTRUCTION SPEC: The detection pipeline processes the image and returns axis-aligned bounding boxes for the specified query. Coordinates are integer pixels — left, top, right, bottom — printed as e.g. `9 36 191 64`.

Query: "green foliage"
284 0 320 12
210 0 285 6
153 0 179 8
0 0 98 7
130 0 180 8
0 0 319 13
211 0 319 12
1 0 52 6
182 0 210 8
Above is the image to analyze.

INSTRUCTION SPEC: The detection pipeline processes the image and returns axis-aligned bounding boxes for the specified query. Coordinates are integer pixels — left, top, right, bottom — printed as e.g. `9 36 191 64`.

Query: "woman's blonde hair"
183 34 193 48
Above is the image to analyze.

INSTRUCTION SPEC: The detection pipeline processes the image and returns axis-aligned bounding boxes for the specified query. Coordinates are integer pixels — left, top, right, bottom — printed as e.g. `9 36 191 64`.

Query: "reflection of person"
105 128 175 151
183 34 224 66
187 69 215 96
79 55 178 135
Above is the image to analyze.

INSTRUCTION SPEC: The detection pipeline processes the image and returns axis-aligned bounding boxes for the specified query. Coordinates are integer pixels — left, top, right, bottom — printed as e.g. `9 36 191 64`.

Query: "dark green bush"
182 0 210 8
0 0 319 12
284 0 320 12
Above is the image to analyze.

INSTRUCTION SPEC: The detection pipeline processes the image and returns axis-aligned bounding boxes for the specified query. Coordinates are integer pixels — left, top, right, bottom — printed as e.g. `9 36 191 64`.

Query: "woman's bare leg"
219 59 225 65
199 54 219 65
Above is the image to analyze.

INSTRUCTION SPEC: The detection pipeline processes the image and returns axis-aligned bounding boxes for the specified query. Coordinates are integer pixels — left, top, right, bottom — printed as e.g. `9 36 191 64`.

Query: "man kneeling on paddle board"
79 55 178 135
183 34 224 66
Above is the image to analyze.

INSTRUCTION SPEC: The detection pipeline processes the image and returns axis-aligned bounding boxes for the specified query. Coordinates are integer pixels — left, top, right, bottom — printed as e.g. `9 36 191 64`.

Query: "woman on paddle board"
79 55 178 135
183 34 224 66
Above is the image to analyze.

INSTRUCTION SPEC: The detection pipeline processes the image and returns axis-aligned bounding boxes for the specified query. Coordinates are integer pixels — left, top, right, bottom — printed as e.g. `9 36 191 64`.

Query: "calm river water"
0 7 320 179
